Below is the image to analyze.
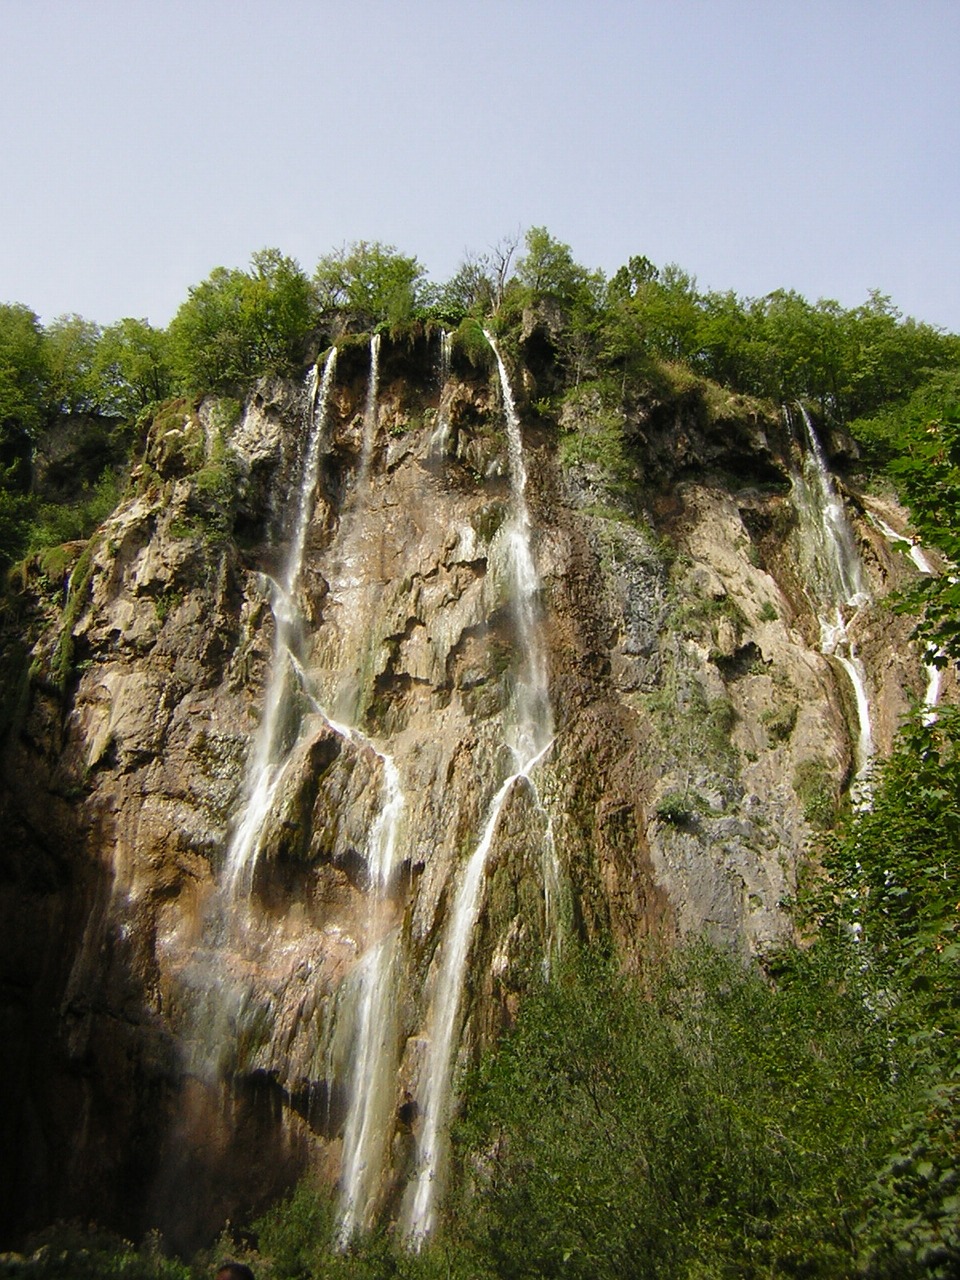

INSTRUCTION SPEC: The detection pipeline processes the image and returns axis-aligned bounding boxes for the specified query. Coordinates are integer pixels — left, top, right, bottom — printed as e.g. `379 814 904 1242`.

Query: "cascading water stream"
404 332 557 1242
200 345 409 1242
329 337 411 1240
789 404 874 802
868 513 944 721
429 331 454 455
336 754 405 1241
221 348 338 903
359 332 381 481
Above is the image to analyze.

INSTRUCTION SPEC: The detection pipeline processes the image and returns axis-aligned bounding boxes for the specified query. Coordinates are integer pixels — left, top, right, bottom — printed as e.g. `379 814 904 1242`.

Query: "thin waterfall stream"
186 340 408 1238
175 350 339 1084
222 347 338 904
331 333 409 1240
403 332 557 1242
429 330 454 455
868 512 944 721
789 404 875 803
358 331 381 482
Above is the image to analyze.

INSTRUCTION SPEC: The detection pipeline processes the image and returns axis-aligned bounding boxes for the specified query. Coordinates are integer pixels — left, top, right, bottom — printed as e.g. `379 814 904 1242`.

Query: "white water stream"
404 332 557 1242
359 332 381 482
790 405 875 803
336 751 405 1241
325 333 413 1238
867 513 943 722
221 348 338 902
198 340 409 1239
429 331 454 455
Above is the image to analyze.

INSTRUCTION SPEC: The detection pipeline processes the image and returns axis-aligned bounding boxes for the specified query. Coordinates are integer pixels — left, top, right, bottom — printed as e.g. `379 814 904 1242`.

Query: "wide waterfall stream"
789 405 875 803
403 332 557 1242
165 349 340 1113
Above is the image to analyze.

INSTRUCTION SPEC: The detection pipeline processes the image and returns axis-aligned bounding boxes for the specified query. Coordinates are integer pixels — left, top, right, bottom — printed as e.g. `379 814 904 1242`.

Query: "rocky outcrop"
0 332 938 1249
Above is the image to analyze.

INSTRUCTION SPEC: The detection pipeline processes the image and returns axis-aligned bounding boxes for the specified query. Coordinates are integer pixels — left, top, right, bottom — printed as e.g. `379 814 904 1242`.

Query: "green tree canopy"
514 226 601 311
168 249 315 393
313 241 426 326
42 313 103 414
92 317 173 416
0 303 47 443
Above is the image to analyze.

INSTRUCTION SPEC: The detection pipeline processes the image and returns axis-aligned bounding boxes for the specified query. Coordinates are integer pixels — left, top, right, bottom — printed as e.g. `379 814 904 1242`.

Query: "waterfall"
336 752 405 1241
221 348 338 902
404 332 556 1242
439 328 452 384
487 332 554 770
359 333 381 479
867 513 943 721
326 336 414 1238
789 404 874 802
204 342 409 1241
429 330 453 455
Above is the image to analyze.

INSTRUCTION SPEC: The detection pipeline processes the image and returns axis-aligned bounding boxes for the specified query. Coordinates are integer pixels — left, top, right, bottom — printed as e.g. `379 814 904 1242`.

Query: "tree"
93 318 173 416
0 303 46 443
455 945 908 1278
515 226 596 310
42 313 103 414
430 250 497 320
313 241 426 326
169 250 315 392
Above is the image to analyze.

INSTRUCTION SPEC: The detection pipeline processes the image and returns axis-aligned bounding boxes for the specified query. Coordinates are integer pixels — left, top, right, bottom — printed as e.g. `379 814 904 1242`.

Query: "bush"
793 757 838 829
654 789 697 826
452 944 912 1279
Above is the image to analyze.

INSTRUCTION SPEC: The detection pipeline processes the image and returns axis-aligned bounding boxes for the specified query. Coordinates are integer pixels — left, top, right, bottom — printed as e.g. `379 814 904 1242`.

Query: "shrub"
654 789 697 826
454 944 912 1279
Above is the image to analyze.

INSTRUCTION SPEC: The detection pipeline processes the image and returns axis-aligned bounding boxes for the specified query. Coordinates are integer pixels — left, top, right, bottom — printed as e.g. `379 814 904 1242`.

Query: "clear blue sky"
1 0 957 330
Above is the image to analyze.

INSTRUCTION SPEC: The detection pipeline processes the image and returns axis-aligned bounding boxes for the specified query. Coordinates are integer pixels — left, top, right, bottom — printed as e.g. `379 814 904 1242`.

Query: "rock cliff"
0 325 939 1249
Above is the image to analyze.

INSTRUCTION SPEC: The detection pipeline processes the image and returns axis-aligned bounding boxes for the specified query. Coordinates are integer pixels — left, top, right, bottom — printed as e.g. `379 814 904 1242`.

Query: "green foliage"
427 251 497 321
254 1179 337 1278
0 483 34 571
314 242 426 327
252 1180 488 1279
816 707 960 1029
761 700 797 743
856 1081 960 1278
30 467 122 550
707 692 737 741
0 1223 191 1278
604 259 702 367
885 402 960 666
453 943 910 1278
50 541 97 691
795 707 960 1276
515 226 599 310
653 789 698 825
190 428 239 541
557 381 631 483
757 599 778 622
42 313 103 413
793 757 838 829
169 249 315 392
93 317 173 415
0 303 46 444
594 253 959 422
451 317 493 371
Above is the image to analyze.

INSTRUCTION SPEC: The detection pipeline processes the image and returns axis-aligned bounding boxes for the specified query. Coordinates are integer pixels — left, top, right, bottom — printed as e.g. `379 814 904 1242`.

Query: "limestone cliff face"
0 329 938 1248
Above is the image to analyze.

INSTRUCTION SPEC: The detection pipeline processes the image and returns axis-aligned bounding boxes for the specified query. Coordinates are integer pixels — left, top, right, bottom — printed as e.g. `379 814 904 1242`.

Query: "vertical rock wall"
0 331 937 1247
